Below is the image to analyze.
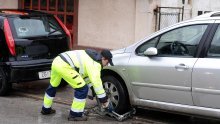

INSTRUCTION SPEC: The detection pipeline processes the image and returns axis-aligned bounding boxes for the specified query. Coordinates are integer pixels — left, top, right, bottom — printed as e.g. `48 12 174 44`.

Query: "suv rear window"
9 16 64 38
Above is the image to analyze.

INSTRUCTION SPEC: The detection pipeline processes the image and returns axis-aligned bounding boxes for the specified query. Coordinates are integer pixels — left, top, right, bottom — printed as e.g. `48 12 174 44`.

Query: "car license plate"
38 70 51 79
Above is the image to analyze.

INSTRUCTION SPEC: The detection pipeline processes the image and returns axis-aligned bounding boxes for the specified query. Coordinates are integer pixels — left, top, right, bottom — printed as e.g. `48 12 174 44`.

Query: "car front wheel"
102 75 130 114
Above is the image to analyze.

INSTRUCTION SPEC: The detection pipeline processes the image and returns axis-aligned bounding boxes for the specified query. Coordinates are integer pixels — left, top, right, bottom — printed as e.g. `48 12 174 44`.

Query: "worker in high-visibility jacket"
41 49 113 121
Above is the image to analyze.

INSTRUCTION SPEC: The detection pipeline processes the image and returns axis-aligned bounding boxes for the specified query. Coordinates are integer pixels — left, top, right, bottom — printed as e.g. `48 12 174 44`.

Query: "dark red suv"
0 9 71 95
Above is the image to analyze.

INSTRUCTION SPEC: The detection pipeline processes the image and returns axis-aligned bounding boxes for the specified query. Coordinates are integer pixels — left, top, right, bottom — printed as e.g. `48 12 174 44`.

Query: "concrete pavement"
0 79 152 124
0 95 149 124
5 79 220 124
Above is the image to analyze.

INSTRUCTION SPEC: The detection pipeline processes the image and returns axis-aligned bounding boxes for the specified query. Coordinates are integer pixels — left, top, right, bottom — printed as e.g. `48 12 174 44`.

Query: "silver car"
101 11 220 119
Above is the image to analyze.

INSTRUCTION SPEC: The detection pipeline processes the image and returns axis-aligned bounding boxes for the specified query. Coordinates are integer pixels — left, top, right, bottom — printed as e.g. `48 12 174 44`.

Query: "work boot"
41 108 56 115
68 114 88 121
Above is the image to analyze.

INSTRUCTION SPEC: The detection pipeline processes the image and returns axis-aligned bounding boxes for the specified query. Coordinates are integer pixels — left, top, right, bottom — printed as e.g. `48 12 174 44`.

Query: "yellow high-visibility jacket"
61 50 106 98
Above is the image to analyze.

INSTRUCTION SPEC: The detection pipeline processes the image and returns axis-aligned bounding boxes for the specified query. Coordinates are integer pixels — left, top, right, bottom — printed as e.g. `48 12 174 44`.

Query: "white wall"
0 0 18 9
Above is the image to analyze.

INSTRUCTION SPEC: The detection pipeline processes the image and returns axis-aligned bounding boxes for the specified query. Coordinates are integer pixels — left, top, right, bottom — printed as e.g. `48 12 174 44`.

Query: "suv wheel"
0 68 11 96
102 75 130 114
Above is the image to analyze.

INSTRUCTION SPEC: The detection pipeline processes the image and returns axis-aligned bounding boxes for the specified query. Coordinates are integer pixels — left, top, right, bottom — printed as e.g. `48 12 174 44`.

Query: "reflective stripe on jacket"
61 50 106 97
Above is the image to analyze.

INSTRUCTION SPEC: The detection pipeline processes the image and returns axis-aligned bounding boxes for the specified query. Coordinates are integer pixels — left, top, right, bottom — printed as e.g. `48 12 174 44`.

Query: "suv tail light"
4 18 16 56
54 16 73 49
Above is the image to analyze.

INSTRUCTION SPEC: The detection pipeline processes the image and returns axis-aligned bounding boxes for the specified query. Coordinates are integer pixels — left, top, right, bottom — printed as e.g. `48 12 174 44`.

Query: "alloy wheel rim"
103 81 119 108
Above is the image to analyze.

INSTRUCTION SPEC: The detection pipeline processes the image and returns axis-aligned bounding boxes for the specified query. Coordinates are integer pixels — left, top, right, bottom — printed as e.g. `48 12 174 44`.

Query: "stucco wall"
135 0 158 42
78 0 136 49
78 0 198 49
0 0 18 9
78 0 191 49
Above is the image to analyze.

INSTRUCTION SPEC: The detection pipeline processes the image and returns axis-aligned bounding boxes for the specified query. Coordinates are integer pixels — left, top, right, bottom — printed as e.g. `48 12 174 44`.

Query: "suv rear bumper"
6 59 53 82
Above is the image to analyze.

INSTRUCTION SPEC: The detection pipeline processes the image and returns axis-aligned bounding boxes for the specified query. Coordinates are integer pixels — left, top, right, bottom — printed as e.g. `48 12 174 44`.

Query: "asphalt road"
5 79 220 124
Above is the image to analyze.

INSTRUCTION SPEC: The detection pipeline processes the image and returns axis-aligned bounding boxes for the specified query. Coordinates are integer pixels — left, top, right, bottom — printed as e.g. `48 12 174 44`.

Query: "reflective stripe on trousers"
43 85 57 109
43 94 54 108
70 85 89 117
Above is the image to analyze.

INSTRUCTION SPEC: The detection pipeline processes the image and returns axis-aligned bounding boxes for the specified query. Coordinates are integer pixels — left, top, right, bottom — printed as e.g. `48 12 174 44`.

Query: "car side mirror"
144 47 158 56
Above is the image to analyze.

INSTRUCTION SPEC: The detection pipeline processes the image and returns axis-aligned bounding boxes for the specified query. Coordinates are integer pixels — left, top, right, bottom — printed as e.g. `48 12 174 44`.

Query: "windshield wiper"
47 29 62 36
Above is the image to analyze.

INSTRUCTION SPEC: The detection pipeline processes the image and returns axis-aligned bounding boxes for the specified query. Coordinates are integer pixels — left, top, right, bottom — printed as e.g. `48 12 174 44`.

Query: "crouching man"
41 49 113 121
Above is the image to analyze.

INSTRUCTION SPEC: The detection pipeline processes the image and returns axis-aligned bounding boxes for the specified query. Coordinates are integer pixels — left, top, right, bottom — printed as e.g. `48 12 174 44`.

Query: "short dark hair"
101 49 114 66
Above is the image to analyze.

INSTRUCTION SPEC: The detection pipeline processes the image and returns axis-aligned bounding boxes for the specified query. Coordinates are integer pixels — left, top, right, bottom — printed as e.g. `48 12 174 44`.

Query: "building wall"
78 0 191 49
78 0 136 49
0 0 18 9
135 0 158 42
78 0 161 49
191 0 220 17
135 0 192 42
5 0 220 50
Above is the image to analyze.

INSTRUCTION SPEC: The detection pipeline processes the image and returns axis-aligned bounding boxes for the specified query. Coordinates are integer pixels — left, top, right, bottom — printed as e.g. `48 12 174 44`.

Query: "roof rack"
194 11 220 19
210 12 220 17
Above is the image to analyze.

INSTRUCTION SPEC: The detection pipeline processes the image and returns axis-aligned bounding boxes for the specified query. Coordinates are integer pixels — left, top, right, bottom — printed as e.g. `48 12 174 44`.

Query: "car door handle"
175 64 189 71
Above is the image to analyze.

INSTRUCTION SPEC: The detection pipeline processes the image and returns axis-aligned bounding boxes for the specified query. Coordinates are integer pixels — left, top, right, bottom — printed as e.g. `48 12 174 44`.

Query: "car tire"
0 68 11 96
102 75 130 114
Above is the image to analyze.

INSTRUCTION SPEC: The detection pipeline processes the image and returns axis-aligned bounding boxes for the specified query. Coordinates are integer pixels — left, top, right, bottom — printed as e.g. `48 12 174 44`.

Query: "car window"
10 16 64 38
136 24 208 57
207 25 220 57
136 37 159 55
157 25 207 56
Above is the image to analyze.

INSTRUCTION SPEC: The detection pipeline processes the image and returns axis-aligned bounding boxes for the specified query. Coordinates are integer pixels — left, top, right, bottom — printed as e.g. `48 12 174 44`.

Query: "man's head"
101 49 114 66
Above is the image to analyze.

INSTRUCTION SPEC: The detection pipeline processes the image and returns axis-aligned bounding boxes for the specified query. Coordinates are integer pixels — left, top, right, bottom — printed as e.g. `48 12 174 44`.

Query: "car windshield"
10 15 64 38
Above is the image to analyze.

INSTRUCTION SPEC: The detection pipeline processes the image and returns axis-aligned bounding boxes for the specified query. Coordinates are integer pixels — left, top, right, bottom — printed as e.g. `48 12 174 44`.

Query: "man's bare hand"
101 99 109 109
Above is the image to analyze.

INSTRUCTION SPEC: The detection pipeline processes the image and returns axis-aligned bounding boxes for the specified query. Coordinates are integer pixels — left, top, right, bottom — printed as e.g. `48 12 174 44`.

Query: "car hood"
111 48 126 55
106 47 131 67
